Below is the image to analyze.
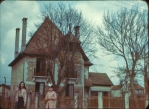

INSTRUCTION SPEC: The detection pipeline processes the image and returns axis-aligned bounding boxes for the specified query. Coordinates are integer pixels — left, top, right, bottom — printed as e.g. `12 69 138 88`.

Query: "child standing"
45 85 57 109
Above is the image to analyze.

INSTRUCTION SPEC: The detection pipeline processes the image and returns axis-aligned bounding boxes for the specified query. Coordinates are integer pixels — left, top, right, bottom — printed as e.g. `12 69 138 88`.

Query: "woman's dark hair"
18 81 26 91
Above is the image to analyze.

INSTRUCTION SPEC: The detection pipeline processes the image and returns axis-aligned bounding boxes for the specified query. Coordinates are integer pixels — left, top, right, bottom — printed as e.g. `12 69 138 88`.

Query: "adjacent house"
0 84 10 109
89 73 113 97
111 83 144 98
8 17 113 108
0 84 10 98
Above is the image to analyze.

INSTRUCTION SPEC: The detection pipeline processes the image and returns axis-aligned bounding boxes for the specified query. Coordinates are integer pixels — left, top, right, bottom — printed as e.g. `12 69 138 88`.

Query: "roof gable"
8 17 91 66
24 17 63 55
64 31 80 43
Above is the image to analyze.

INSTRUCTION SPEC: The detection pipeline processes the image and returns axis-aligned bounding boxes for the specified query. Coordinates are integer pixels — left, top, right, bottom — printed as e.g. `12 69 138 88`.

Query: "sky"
0 0 148 85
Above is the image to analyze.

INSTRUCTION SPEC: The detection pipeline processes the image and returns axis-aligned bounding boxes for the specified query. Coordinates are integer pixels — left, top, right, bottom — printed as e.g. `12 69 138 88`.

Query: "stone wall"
25 57 36 82
11 58 24 84
11 57 25 95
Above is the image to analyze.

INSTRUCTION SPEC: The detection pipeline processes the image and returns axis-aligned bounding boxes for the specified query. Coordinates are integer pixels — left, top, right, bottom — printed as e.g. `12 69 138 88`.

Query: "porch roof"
89 72 113 86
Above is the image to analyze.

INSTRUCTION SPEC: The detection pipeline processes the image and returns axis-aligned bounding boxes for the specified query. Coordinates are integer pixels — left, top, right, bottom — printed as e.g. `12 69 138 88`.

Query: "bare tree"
30 3 97 60
28 3 97 107
96 6 148 109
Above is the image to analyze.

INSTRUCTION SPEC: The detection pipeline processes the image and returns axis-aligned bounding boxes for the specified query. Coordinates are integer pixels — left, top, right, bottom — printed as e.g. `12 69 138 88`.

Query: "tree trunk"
130 77 140 109
56 95 61 108
144 65 148 94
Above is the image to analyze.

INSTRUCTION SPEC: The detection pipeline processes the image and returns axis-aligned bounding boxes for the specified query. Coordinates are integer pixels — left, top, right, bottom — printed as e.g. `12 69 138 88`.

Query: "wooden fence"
76 96 146 109
129 97 146 109
1 93 146 109
0 93 11 109
86 96 98 108
58 97 74 108
103 96 125 109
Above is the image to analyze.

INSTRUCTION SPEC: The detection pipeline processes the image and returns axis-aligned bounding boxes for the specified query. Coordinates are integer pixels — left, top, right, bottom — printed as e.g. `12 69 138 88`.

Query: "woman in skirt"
15 81 27 109
45 85 57 109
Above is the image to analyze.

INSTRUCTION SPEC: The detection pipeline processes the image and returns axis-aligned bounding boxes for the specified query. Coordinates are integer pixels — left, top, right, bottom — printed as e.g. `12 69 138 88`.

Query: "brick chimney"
14 28 20 58
21 18 27 51
74 26 80 37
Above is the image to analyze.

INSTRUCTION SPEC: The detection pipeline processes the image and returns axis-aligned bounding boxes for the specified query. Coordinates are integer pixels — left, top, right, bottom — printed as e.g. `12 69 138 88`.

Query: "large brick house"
8 17 113 107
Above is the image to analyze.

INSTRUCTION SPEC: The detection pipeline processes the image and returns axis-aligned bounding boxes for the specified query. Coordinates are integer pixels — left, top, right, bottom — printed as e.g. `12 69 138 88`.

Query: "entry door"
39 83 44 95
35 82 45 96
65 84 74 97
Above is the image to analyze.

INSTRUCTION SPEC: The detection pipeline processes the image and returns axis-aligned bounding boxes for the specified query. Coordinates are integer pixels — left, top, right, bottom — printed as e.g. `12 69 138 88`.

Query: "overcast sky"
0 0 147 85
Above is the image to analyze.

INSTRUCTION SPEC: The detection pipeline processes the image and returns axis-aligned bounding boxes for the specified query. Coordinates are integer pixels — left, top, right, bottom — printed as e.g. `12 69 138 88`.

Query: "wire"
106 1 124 8
106 1 147 10
118 1 135 6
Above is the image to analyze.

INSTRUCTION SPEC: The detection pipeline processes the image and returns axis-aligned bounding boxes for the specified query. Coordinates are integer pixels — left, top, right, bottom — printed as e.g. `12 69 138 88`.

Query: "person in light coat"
15 81 27 109
45 85 57 109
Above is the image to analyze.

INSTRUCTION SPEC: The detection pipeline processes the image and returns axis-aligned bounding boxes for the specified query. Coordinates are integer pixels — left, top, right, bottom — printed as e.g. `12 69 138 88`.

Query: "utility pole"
3 77 6 108
147 0 149 106
144 0 149 108
82 67 84 108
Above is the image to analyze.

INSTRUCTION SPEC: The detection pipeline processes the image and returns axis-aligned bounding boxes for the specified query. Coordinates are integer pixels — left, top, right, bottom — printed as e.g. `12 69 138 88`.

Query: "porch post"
27 92 32 109
125 91 129 109
89 87 91 97
35 92 39 109
98 91 103 109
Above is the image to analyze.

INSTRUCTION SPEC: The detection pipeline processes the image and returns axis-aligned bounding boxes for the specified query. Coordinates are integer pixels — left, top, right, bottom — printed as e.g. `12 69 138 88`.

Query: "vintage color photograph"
0 0 148 109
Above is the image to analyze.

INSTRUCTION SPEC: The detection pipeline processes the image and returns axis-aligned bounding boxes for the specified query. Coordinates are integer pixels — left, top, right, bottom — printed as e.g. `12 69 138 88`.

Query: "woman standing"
15 81 27 109
44 85 57 109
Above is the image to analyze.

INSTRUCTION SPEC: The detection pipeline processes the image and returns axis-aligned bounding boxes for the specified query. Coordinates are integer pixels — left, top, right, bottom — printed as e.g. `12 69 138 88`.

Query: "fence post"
98 91 103 109
146 94 148 108
35 92 39 109
74 93 78 108
125 91 129 109
27 92 32 109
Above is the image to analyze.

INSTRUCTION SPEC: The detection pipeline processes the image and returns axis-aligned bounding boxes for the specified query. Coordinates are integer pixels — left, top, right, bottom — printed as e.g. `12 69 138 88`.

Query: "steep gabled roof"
63 31 92 63
64 31 80 43
8 17 92 67
89 72 113 86
9 17 63 66
24 17 63 55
